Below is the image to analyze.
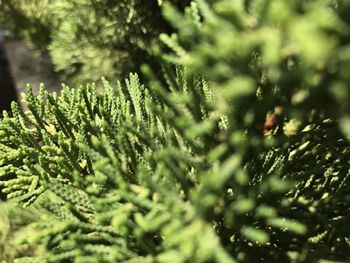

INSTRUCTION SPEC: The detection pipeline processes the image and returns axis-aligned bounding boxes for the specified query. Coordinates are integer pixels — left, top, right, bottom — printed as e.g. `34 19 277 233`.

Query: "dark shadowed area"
0 38 17 200
0 42 17 116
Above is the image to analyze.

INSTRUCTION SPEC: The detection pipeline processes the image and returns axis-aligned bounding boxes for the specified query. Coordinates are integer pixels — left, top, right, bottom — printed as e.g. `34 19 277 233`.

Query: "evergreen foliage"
0 202 44 262
1 0 350 262
0 0 190 84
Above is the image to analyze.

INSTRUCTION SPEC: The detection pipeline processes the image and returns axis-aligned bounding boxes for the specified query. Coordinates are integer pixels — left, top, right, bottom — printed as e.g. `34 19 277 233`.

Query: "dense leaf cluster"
1 0 350 262
0 0 190 84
